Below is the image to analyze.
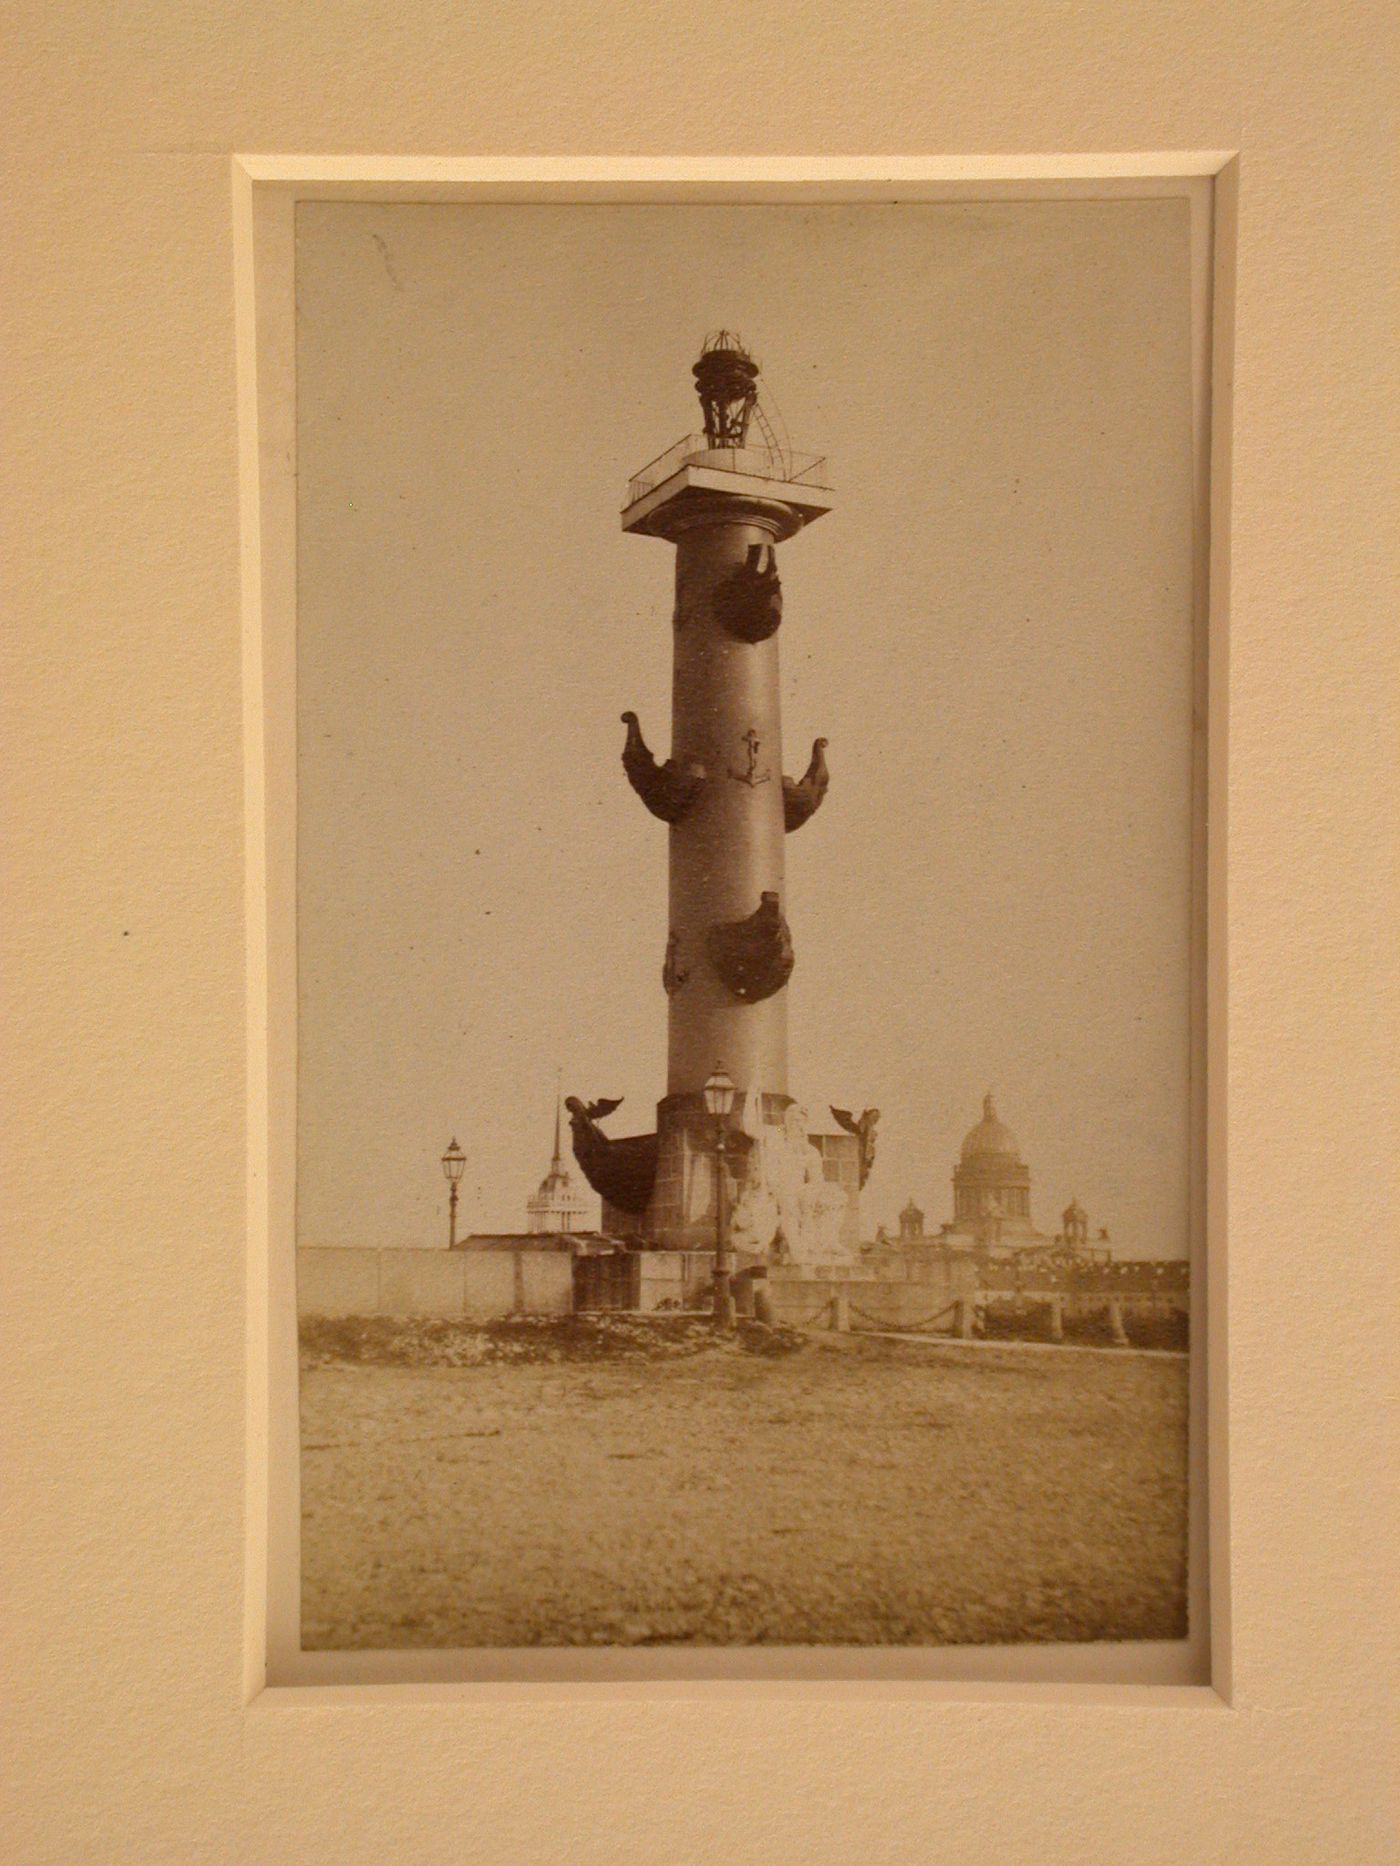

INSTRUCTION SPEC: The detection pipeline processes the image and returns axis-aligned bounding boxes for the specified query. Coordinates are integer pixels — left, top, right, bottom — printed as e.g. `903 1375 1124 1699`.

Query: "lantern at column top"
693 331 761 447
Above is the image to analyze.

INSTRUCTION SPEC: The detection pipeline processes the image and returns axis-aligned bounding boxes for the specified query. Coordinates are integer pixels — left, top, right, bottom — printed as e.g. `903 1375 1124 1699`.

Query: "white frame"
236 155 1233 1702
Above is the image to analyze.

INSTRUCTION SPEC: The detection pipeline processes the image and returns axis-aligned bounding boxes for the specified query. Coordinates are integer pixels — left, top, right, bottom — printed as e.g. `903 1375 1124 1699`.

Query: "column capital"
647 492 803 544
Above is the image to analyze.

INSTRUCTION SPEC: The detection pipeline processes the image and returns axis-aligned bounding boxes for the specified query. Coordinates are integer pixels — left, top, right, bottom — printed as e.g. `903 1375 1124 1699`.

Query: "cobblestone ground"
300 1321 1188 1648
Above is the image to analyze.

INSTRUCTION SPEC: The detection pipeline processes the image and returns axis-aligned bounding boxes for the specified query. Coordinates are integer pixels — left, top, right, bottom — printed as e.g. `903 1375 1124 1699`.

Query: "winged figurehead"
564 1095 658 1216
783 737 829 832
830 1106 880 1187
620 712 705 824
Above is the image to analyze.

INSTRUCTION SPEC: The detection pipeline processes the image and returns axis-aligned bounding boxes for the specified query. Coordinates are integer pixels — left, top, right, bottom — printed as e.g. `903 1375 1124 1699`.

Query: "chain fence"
848 1300 960 1335
778 1298 839 1329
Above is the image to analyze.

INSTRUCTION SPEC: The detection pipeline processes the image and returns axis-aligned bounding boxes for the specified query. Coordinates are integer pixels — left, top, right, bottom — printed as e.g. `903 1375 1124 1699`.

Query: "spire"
983 1091 996 1120
527 1070 593 1234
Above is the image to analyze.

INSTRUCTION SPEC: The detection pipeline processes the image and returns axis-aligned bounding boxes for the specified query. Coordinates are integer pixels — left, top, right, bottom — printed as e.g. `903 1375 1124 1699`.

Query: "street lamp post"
441 1137 466 1248
703 1064 737 1328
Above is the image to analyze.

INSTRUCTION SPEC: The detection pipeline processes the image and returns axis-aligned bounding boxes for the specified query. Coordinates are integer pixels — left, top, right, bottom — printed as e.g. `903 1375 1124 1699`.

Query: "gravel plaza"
301 1318 1188 1650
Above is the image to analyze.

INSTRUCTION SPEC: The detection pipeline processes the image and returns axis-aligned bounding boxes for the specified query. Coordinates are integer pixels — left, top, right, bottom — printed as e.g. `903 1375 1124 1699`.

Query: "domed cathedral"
526 1092 594 1235
866 1095 1121 1267
946 1093 1050 1254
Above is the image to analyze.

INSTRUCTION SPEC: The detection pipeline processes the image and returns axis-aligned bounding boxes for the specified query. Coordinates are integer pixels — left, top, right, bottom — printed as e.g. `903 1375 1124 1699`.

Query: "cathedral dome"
960 1093 1022 1163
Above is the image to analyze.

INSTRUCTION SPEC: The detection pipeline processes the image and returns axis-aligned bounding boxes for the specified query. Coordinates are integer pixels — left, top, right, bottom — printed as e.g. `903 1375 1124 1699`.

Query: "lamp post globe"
702 1063 736 1120
441 1137 466 1248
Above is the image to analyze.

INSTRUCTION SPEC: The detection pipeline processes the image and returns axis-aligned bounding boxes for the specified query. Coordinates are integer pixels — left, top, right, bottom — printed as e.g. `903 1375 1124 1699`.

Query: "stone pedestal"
639 1088 861 1260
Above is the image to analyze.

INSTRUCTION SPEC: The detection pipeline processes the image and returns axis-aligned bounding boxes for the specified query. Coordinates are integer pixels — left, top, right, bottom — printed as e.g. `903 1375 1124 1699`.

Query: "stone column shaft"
663 499 793 1097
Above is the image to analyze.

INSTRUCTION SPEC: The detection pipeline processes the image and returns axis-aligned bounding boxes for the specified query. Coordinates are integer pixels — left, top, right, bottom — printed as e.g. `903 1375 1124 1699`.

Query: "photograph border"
235 155 1234 1701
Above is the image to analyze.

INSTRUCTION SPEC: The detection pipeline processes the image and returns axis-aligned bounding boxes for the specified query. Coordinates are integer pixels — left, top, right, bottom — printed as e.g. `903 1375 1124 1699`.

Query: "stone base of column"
641 1089 788 1252
616 1089 865 1258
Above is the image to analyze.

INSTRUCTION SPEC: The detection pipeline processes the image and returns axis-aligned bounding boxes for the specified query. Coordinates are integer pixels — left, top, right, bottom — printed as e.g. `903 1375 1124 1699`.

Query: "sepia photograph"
292 196 1200 1657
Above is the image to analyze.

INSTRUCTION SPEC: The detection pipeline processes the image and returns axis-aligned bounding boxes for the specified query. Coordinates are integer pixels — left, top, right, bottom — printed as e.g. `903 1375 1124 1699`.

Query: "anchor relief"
727 727 772 788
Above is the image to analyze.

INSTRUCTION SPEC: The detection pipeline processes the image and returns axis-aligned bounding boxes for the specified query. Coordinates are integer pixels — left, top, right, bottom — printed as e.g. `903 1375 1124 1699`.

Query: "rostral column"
570 334 853 1253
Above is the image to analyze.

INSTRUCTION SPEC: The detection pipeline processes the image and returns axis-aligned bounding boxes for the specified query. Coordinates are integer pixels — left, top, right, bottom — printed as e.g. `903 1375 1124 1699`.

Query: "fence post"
1047 1295 1064 1342
954 1297 974 1339
830 1293 850 1333
1108 1296 1128 1345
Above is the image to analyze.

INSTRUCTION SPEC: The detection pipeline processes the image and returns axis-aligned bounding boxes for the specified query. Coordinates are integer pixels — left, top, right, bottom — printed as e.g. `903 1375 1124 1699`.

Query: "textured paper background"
6 6 1396 1866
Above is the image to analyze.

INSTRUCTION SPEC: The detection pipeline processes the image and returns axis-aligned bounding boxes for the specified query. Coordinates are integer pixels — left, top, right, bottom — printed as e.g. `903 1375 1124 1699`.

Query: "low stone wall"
573 1249 716 1312
298 1246 1183 1336
976 1288 1189 1347
296 1246 574 1320
1061 1290 1188 1320
979 1260 1190 1304
767 1260 976 1332
853 1246 967 1281
634 1251 716 1311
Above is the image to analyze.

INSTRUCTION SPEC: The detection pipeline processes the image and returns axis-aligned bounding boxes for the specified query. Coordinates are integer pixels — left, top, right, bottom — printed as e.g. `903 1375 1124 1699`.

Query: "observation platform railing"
625 433 830 509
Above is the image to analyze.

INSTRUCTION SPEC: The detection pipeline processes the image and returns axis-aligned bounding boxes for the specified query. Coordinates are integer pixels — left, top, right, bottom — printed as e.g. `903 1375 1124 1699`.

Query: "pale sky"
295 197 1196 1255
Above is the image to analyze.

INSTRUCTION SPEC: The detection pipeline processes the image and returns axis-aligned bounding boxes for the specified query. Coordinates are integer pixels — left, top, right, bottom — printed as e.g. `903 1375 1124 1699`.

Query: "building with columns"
888 1089 1120 1261
882 1094 1117 1265
946 1094 1044 1250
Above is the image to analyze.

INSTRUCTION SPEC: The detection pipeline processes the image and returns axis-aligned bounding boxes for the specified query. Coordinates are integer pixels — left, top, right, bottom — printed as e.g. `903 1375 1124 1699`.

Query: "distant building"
948 1097 1045 1246
940 1093 1052 1255
1056 1197 1112 1266
1062 1196 1090 1248
525 1094 594 1235
878 1094 1116 1266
